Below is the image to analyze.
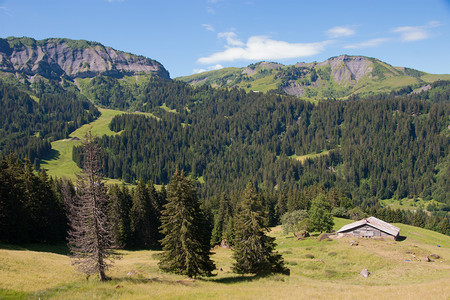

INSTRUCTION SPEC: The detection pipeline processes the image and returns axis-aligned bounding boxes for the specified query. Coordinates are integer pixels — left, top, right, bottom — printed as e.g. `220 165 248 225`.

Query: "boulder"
360 268 370 278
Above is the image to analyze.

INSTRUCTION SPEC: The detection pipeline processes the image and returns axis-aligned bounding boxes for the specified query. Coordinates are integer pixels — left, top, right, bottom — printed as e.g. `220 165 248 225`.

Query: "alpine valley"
1 35 450 298
1 37 449 205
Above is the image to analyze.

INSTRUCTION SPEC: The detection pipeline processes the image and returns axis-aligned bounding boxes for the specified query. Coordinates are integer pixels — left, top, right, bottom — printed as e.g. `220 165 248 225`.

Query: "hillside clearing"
1 219 449 299
289 148 339 164
40 107 125 182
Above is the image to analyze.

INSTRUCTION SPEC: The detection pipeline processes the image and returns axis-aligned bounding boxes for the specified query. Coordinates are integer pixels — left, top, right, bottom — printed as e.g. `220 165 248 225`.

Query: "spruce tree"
232 182 289 275
108 184 132 248
211 193 232 246
159 170 215 278
129 180 160 249
66 131 118 281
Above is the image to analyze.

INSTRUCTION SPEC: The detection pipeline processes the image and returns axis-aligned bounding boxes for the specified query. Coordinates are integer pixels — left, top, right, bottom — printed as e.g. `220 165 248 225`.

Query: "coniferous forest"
0 80 99 168
0 74 449 251
73 78 449 205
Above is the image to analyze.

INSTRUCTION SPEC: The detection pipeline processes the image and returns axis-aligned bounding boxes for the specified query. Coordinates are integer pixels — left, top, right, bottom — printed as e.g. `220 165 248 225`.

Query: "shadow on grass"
0 243 69 255
110 276 198 286
40 148 60 164
209 274 266 284
396 235 407 242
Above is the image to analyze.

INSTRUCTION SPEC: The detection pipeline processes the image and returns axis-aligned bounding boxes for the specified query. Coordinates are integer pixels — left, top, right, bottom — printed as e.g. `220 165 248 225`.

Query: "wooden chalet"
336 216 400 240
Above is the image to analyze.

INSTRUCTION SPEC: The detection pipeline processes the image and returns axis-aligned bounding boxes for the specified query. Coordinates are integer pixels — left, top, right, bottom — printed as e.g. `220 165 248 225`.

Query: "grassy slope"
40 107 125 183
289 148 337 164
381 198 441 212
178 62 449 100
1 219 449 299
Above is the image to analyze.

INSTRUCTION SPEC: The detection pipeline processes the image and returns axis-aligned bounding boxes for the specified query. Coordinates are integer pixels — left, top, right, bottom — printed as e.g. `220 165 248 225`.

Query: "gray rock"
360 268 370 278
0 37 170 80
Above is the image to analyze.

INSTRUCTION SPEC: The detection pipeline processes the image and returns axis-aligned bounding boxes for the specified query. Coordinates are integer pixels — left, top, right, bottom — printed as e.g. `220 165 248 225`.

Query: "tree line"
1 152 448 250
2 136 289 280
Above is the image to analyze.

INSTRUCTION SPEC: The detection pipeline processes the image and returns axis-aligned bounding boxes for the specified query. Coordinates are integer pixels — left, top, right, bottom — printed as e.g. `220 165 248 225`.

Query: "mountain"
178 55 450 98
0 37 170 80
0 36 448 205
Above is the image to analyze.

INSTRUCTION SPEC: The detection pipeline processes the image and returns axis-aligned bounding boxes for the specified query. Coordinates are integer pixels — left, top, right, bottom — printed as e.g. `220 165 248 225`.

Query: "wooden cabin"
336 216 400 240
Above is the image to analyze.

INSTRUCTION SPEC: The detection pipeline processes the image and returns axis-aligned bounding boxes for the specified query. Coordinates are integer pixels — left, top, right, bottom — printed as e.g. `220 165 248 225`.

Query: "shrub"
331 207 349 218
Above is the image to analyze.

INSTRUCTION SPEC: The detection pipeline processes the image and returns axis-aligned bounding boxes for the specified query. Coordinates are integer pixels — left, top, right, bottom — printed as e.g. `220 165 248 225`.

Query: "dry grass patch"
1 220 449 299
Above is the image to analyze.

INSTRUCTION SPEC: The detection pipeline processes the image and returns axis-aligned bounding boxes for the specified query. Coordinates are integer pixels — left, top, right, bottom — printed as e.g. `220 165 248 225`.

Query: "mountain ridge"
0 36 170 80
178 55 450 98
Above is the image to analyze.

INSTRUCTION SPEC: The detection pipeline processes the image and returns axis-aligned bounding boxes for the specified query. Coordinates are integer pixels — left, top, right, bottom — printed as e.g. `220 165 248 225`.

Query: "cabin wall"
339 224 396 240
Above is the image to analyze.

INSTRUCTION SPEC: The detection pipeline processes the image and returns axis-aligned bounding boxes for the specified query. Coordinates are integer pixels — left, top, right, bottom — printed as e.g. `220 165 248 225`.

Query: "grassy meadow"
40 107 125 183
1 219 449 299
381 198 441 212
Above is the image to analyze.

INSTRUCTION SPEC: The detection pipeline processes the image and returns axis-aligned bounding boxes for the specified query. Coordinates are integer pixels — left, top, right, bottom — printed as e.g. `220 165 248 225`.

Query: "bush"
331 207 349 218
348 207 367 220
281 210 309 236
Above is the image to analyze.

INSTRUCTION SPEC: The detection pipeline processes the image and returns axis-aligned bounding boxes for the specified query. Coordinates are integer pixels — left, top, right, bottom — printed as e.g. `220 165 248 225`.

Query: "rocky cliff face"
296 55 373 86
319 55 373 85
0 37 170 80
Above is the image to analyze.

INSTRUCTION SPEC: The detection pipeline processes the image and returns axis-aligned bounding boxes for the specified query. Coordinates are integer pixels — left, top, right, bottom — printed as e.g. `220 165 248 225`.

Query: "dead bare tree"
65 131 118 281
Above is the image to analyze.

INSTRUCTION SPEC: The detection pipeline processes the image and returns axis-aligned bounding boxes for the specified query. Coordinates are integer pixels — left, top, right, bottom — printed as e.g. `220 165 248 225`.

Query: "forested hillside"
0 39 448 242
72 78 450 210
0 80 99 168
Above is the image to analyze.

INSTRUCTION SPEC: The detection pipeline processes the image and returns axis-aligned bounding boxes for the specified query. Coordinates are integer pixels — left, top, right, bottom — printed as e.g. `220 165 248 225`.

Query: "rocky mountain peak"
0 37 170 80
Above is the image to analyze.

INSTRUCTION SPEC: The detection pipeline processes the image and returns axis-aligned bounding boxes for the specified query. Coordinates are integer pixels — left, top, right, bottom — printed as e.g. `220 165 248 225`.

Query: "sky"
0 0 450 78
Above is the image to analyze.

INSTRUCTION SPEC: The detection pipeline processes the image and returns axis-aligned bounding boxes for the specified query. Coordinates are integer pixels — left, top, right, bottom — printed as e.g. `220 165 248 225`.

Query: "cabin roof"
337 216 400 236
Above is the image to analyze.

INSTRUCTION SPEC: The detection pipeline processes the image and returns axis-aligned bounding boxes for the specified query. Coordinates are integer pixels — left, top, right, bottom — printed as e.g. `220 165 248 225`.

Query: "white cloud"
193 64 224 74
344 38 390 49
198 34 331 64
327 26 355 38
107 0 124 2
217 31 245 46
392 21 441 42
202 24 215 32
392 26 428 42
0 6 12 16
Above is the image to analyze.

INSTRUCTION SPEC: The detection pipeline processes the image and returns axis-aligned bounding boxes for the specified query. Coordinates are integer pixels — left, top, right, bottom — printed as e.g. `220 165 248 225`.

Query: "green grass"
28 94 40 103
289 148 338 164
381 198 440 212
41 107 125 182
160 103 178 114
237 75 279 92
41 106 159 186
1 219 449 299
421 74 450 82
178 59 450 101
133 110 161 120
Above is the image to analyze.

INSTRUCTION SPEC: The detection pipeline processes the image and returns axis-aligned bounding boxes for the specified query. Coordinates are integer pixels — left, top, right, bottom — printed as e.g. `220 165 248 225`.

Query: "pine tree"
210 193 232 246
66 131 118 281
129 181 152 248
159 170 215 278
232 182 289 275
108 184 132 248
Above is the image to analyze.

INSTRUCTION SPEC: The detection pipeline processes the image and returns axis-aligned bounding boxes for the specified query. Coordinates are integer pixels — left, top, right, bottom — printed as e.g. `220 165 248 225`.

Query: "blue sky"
0 0 449 78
